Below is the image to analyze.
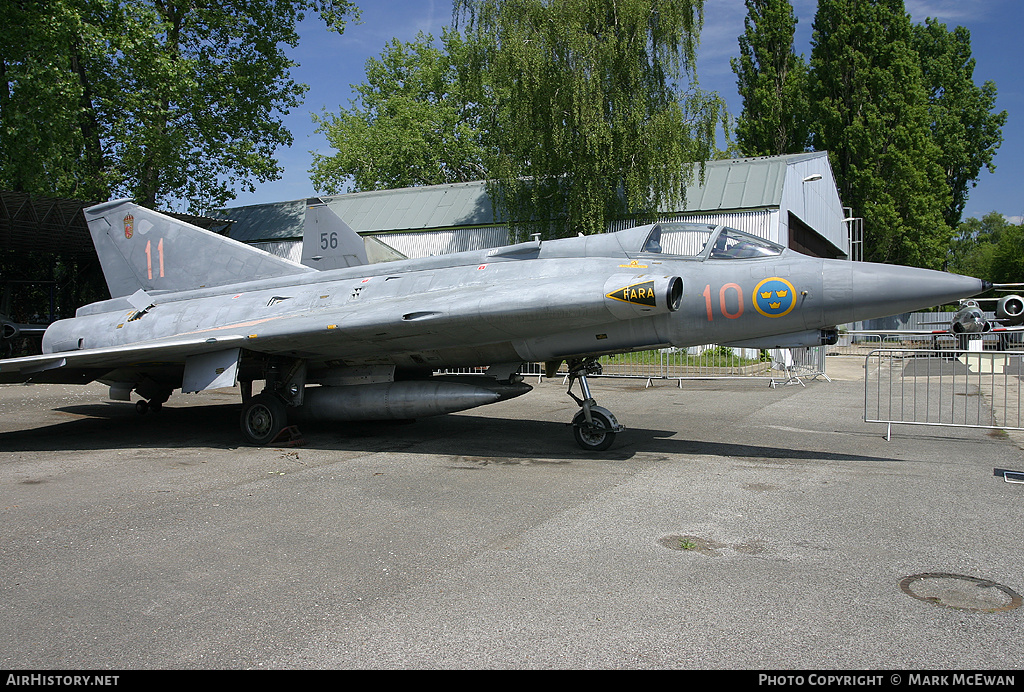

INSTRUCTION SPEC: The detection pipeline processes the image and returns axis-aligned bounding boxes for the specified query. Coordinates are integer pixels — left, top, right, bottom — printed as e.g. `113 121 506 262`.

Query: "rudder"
84 199 314 298
300 199 368 270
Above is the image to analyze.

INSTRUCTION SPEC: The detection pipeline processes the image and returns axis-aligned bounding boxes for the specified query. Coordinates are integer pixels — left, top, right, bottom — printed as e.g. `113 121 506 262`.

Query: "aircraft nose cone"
822 261 988 326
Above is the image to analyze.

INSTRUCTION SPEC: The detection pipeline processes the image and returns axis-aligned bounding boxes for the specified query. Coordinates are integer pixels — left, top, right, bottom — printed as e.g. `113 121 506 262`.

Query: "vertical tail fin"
84 200 314 298
301 199 368 270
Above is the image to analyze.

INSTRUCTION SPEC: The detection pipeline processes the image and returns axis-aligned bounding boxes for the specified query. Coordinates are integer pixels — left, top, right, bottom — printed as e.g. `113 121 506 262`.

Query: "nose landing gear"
565 358 624 451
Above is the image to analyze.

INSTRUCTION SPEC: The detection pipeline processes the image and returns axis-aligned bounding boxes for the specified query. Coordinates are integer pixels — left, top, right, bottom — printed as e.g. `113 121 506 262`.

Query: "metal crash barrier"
595 345 828 386
864 348 1024 440
444 345 830 386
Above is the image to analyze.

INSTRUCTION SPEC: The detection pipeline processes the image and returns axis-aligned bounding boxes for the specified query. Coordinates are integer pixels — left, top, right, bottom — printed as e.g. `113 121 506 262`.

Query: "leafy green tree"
948 212 1010 278
948 212 1024 283
731 0 809 156
311 29 490 193
808 0 951 269
912 18 1006 229
990 225 1024 285
1 0 358 328
0 1 108 201
0 1 109 323
0 0 359 213
455 0 728 238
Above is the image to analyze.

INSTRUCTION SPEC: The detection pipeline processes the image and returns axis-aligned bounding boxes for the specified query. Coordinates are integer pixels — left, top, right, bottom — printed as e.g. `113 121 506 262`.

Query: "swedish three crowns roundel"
753 277 796 318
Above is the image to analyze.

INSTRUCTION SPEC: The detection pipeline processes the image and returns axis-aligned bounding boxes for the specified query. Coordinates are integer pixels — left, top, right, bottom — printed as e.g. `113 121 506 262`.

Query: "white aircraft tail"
84 199 315 298
300 200 368 270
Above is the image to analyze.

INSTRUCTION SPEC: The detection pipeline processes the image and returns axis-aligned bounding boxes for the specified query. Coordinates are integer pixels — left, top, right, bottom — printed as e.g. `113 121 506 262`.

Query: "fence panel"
442 346 829 384
864 348 1024 439
832 331 1019 357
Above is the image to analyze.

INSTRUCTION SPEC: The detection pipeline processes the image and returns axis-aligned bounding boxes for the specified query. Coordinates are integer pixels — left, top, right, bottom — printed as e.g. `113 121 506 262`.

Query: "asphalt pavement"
1 357 1021 669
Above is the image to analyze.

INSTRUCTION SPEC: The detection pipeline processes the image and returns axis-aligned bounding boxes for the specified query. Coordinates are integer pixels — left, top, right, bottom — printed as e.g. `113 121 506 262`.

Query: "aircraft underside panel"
182 348 240 393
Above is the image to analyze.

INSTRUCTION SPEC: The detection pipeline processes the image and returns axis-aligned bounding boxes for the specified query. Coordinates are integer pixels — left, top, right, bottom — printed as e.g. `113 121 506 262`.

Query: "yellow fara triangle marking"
606 280 657 307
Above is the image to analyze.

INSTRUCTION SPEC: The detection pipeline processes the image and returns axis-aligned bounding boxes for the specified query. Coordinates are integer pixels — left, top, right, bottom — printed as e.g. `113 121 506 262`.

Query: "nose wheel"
133 385 171 415
565 358 624 451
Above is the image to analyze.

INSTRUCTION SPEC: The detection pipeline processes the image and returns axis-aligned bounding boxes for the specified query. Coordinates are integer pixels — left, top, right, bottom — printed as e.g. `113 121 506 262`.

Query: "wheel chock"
271 425 306 447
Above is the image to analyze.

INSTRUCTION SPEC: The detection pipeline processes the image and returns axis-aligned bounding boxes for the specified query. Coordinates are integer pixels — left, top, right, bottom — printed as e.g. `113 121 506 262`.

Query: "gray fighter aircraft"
0 199 991 450
847 288 1024 350
0 314 48 356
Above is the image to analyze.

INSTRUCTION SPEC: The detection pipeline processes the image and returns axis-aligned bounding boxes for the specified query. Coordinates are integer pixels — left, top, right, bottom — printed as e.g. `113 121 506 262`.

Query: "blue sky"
230 0 1023 225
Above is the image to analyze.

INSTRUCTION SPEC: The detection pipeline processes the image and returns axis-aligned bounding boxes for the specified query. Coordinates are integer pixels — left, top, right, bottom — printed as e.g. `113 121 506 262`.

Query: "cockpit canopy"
640 223 785 260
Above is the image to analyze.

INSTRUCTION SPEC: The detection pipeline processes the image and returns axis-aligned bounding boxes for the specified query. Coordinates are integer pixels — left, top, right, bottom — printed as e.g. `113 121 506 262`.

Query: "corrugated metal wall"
252 240 304 263
365 211 778 261
225 154 846 265
610 210 776 242
779 157 847 254
365 225 509 259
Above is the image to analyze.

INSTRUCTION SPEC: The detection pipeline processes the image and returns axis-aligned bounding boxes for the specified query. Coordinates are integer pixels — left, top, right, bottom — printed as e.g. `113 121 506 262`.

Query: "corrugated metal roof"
210 198 305 242
0 192 236 253
321 182 495 233
678 153 823 213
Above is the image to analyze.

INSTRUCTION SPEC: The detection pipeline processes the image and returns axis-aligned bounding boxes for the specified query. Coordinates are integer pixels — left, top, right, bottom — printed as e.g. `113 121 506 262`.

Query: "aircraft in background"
0 314 48 357
0 200 991 450
847 288 1024 350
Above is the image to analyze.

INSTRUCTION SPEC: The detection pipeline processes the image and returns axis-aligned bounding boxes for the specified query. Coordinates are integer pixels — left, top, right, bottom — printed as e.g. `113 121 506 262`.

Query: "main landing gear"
564 358 624 452
238 357 306 446
240 392 289 446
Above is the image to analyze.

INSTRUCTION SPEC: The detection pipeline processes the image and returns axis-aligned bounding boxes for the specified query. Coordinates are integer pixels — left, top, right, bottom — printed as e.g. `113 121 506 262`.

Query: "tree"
990 225 1024 285
731 0 810 156
911 18 1006 229
0 0 360 213
808 0 951 270
0 1 358 326
311 29 490 193
454 0 728 238
0 1 109 202
948 212 1023 283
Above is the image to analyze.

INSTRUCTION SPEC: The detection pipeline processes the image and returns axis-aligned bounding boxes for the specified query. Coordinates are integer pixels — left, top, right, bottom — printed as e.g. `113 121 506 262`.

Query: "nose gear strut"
565 358 624 451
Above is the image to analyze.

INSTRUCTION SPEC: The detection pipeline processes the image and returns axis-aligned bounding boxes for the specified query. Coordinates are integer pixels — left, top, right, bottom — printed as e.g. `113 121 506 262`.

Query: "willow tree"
455 0 726 238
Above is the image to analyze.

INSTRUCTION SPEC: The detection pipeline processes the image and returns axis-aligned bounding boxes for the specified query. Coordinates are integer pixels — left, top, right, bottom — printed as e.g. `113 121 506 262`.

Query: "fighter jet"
1 314 48 357
847 289 1024 350
0 199 991 450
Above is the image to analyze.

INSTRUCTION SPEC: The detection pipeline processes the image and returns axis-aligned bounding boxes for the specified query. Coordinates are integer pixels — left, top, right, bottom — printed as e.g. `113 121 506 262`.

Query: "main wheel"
572 409 616 451
240 393 287 445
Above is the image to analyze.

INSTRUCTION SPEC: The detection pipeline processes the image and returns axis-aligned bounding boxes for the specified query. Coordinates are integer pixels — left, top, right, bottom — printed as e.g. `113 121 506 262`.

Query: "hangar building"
213 151 858 265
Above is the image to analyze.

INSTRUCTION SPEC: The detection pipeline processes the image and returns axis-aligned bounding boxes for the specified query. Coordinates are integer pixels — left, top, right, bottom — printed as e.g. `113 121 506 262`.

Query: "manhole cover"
899 573 1023 613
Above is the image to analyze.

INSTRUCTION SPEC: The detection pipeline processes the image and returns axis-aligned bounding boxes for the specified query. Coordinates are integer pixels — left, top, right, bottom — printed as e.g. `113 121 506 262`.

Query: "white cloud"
904 0 997 22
